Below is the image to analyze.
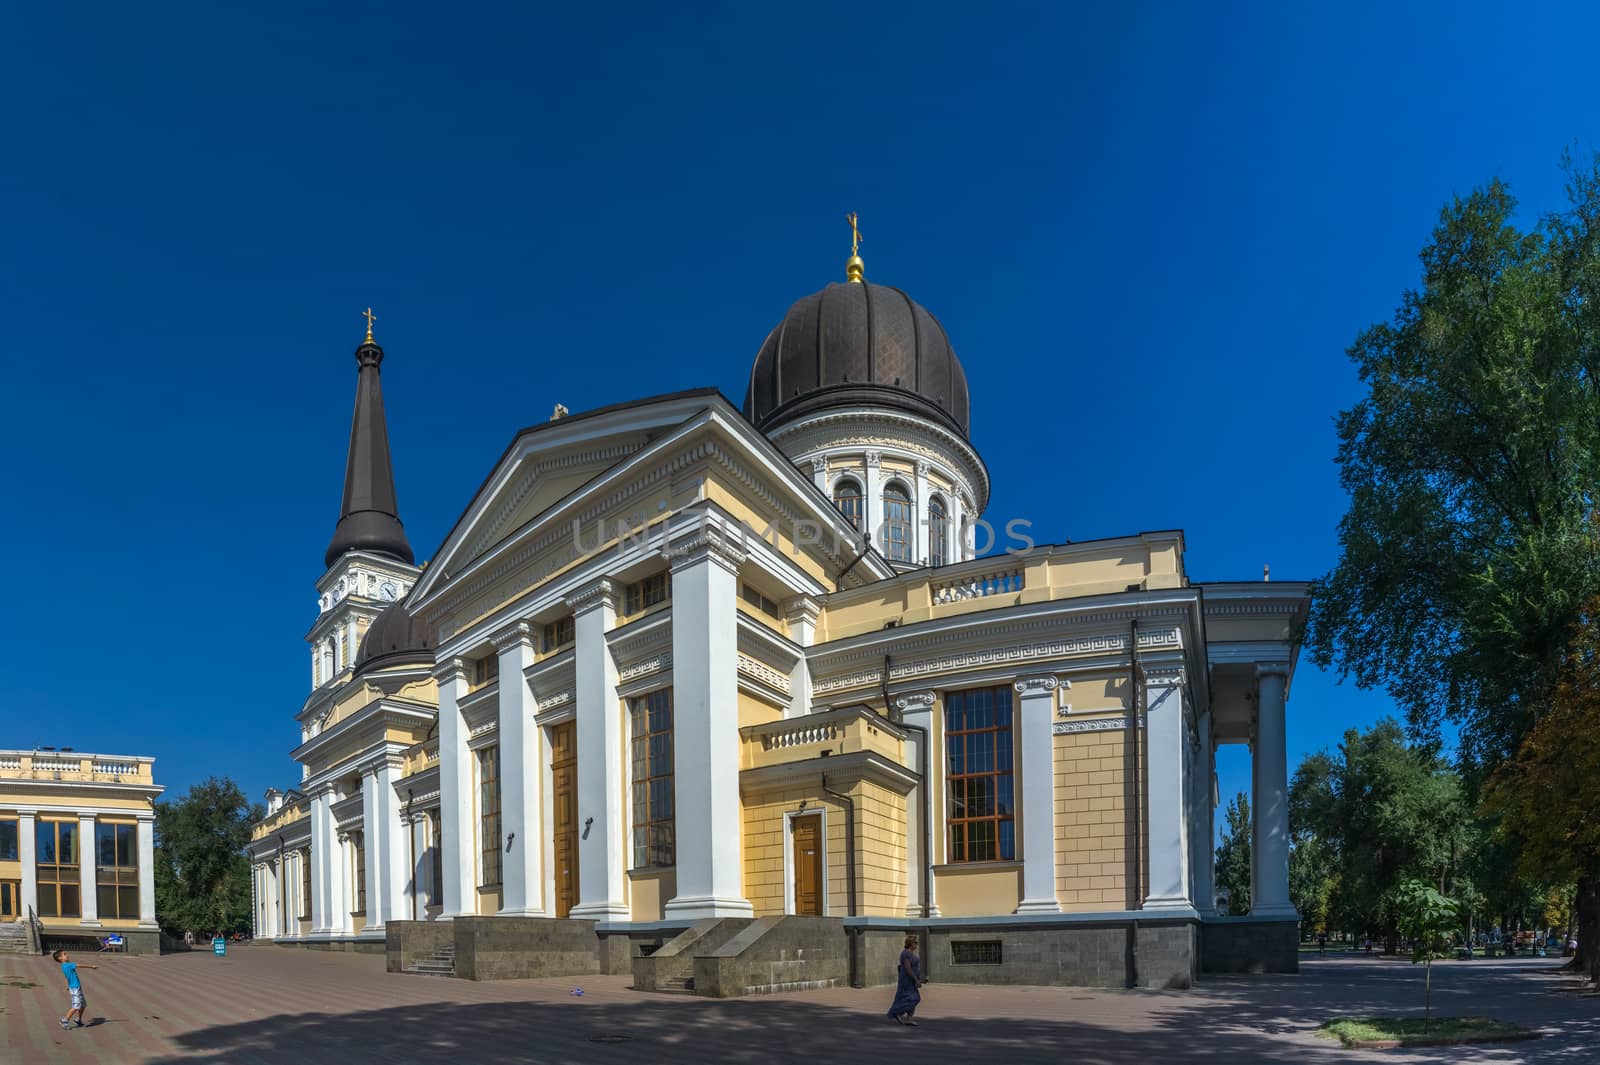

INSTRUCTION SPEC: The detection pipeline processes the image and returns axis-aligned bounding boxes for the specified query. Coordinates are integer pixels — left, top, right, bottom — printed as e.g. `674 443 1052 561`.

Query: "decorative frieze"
738 653 792 694
1051 715 1142 735
619 651 671 684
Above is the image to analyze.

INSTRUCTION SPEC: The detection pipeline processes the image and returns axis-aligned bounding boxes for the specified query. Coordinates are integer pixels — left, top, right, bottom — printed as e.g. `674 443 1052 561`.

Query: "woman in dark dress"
887 934 924 1025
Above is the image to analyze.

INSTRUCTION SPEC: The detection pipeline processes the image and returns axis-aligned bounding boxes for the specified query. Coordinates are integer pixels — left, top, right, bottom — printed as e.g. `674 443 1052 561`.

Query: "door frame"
782 808 828 916
548 719 579 919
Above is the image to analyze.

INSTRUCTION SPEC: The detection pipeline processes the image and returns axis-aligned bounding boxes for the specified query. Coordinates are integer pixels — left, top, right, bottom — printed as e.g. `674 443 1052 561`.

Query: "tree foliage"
154 777 262 938
1307 160 1600 770
1214 792 1252 915
1393 878 1462 1029
1290 720 1471 946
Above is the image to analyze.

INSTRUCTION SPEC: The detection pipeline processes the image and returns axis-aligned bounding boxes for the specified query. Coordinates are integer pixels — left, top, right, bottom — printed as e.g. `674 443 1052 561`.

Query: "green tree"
154 777 262 938
1307 157 1600 974
1214 792 1251 915
1290 720 1471 949
1393 879 1462 1031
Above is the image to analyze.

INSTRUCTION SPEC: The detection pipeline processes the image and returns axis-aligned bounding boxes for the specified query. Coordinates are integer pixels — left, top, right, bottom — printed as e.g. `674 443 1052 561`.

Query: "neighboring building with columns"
0 749 162 955
249 247 1310 986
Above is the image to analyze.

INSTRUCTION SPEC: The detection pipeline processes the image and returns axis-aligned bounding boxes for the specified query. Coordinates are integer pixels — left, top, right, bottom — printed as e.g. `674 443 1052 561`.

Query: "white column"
1014 676 1062 913
567 579 629 920
666 531 755 919
1194 710 1216 915
894 692 938 917
377 761 408 926
810 455 828 492
494 621 547 916
437 659 477 919
19 812 37 918
309 790 331 932
782 597 819 719
361 771 383 932
913 460 931 564
1251 664 1295 917
951 491 969 563
863 452 882 553
1143 667 1192 910
136 815 156 927
77 815 99 926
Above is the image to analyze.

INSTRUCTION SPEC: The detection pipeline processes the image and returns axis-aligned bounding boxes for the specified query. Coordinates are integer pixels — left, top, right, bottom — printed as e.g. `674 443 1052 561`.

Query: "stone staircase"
0 920 35 955
632 918 753 994
403 942 456 977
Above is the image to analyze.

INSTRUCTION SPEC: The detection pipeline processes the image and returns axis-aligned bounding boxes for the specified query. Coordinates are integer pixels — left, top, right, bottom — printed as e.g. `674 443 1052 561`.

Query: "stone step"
404 964 456 976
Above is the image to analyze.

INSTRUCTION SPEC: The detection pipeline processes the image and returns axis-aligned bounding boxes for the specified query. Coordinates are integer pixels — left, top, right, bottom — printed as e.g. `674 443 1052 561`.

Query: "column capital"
1255 662 1291 681
893 690 938 713
914 458 930 479
865 449 882 469
810 455 828 476
665 526 746 576
1142 664 1185 688
491 619 537 653
433 656 470 684
1013 674 1061 697
564 576 617 615
782 595 820 628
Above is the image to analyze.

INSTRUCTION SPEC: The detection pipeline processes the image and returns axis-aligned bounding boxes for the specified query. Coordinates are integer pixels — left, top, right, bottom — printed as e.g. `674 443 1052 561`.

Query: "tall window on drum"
928 495 950 567
833 478 864 531
945 686 1016 862
478 746 502 888
882 482 913 562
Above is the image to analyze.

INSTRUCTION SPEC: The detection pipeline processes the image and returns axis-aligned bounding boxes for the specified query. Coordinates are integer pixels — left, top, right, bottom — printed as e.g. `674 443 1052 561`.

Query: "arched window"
833 478 864 531
882 483 913 562
928 495 949 567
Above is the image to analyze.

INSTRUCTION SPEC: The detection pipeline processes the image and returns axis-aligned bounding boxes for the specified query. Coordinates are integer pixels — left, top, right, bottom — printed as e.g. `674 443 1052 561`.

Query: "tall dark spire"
324 324 414 570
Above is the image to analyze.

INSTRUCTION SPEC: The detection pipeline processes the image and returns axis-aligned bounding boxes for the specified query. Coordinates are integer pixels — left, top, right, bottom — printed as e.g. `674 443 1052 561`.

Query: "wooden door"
0 880 18 920
551 722 579 918
792 815 823 916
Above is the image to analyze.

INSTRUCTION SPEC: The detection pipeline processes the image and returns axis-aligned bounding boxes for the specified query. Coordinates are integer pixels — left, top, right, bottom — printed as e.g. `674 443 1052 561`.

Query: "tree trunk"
1576 871 1600 981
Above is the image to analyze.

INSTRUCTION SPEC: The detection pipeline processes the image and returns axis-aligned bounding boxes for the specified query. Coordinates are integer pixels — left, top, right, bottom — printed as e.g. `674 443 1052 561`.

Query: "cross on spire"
362 307 377 343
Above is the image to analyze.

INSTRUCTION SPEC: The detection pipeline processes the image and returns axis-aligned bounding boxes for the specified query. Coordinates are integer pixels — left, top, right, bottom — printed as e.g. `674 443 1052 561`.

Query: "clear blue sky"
4 2 1597 833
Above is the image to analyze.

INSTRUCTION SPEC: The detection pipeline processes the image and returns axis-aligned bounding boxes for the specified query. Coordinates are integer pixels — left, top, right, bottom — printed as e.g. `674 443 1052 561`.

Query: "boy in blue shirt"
53 949 97 1030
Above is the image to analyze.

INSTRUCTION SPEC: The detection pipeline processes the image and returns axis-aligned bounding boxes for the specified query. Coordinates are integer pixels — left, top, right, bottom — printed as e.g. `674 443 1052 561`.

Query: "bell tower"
306 310 422 692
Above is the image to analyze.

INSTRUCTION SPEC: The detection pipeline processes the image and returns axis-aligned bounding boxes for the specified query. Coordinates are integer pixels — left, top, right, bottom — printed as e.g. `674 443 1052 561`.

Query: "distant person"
886 934 925 1026
53 949 97 1030
184 930 194 948
1317 932 1328 953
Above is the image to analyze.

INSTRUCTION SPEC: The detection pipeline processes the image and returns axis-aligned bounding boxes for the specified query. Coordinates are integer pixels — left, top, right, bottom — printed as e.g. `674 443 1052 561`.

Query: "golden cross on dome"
362 307 377 343
846 212 862 257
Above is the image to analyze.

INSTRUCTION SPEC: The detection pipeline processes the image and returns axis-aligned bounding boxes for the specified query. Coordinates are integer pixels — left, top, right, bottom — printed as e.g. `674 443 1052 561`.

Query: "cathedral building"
249 245 1308 990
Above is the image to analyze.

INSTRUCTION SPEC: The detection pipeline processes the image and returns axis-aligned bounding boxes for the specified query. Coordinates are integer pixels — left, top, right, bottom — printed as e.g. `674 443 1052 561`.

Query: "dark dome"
354 595 433 676
743 281 970 437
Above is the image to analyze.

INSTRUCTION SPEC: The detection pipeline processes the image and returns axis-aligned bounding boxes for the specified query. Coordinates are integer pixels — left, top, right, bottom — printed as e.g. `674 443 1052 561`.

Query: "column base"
1143 894 1198 911
1015 898 1062 915
663 895 755 921
568 901 631 921
1248 905 1300 920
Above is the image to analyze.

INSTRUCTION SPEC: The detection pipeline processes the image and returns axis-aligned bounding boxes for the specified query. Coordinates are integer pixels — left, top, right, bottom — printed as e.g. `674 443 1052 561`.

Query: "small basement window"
950 940 1003 965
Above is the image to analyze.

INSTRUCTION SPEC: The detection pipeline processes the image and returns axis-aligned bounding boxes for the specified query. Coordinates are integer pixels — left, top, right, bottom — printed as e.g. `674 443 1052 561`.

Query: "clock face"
380 582 397 601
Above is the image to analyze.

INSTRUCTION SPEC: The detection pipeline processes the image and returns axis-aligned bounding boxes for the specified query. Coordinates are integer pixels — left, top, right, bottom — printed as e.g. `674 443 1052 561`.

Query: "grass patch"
1318 1017 1534 1048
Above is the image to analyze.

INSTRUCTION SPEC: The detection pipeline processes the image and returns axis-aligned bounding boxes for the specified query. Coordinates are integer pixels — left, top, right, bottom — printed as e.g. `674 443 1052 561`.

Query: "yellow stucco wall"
738 691 783 728
935 864 1021 916
741 777 905 918
1054 722 1145 911
629 868 674 921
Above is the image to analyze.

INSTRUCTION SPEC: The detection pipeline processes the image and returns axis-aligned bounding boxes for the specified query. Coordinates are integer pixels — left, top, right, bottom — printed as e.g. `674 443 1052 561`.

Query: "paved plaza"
3 947 1597 1064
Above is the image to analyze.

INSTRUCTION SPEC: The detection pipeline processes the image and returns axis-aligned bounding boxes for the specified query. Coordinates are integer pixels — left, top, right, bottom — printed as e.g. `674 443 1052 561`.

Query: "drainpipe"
822 773 860 988
883 655 933 925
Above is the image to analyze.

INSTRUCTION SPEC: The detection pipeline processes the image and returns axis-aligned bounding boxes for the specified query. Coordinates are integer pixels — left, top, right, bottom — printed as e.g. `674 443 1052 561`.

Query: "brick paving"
3 947 1597 1064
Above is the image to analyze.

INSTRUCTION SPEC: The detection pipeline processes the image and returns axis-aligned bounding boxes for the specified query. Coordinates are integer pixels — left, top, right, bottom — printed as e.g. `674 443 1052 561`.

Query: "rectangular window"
473 655 500 687
945 686 1016 863
742 585 781 618
543 615 575 653
94 822 139 920
951 940 1004 965
479 746 502 887
299 849 313 919
353 833 366 915
624 572 670 616
0 819 17 861
630 688 675 868
429 811 443 907
36 820 81 919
